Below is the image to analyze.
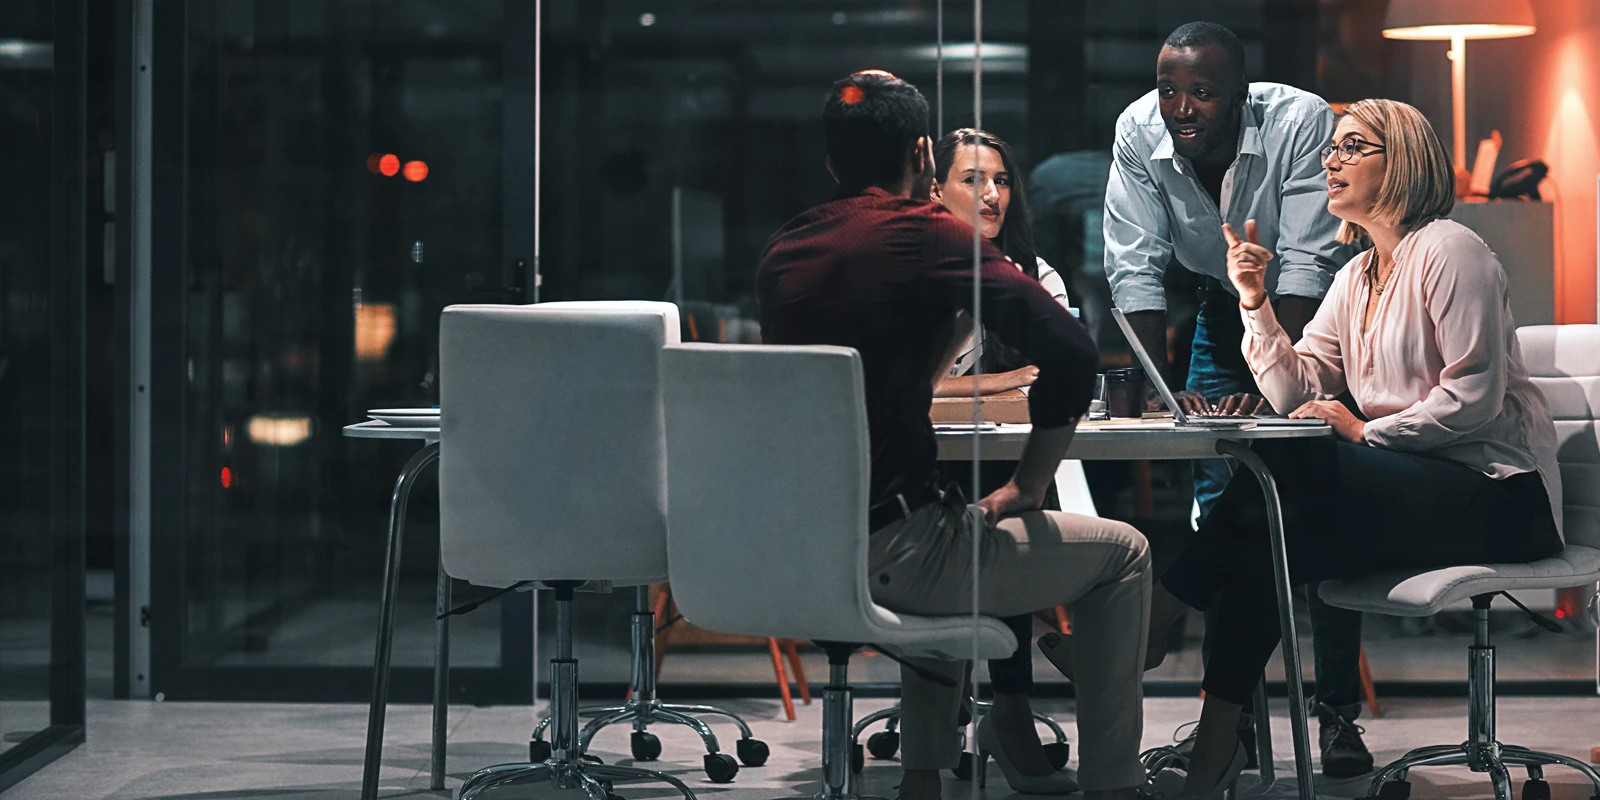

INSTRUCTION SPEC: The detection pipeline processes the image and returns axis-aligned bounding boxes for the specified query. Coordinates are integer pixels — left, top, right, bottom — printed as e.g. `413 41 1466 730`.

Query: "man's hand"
1214 393 1269 416
1222 220 1272 311
1290 399 1365 442
1170 389 1212 415
978 480 1044 528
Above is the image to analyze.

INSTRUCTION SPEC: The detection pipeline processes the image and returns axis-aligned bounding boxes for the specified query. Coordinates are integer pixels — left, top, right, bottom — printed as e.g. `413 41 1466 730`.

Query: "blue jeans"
1187 294 1365 713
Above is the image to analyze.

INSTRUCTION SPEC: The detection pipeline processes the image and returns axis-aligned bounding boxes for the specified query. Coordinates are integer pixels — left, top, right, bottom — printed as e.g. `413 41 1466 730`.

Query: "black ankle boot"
1316 702 1374 778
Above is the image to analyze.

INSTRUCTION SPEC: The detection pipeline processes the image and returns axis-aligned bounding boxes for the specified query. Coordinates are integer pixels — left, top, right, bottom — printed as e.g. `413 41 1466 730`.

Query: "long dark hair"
933 128 1039 280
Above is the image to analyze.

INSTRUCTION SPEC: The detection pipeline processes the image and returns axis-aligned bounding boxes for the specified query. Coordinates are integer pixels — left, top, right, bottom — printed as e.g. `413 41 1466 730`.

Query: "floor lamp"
1382 0 1537 171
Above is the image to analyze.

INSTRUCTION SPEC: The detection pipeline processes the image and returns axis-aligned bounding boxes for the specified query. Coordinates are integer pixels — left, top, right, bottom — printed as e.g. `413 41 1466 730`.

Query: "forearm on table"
935 375 1001 397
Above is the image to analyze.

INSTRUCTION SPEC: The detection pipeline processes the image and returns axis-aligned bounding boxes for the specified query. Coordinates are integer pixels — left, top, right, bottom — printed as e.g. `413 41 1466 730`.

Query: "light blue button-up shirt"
1104 82 1354 313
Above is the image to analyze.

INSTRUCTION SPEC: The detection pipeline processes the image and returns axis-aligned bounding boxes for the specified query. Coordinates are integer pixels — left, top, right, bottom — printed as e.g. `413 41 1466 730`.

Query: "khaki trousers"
867 493 1151 792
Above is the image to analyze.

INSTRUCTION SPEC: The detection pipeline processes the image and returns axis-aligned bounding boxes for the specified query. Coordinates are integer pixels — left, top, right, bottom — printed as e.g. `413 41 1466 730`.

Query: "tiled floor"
9 695 1600 800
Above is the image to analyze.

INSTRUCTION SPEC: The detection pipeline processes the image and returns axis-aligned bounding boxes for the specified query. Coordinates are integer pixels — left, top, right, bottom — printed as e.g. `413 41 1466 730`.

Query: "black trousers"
939 459 1061 695
1161 437 1562 704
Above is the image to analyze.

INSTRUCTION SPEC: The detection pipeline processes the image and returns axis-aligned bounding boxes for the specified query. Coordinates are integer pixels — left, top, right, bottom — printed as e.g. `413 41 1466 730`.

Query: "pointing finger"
1221 223 1241 248
1245 219 1260 245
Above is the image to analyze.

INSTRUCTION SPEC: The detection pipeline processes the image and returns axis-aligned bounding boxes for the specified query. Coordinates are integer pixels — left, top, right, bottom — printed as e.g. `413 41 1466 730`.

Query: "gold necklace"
1369 254 1393 296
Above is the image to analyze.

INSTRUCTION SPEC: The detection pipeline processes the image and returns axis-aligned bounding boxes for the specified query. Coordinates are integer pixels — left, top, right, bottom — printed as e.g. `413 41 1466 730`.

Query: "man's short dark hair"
822 71 930 191
1164 21 1247 84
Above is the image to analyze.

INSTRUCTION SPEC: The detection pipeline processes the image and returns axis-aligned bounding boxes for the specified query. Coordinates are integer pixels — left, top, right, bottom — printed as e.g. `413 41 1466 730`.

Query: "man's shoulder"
1248 83 1333 128
1115 89 1165 132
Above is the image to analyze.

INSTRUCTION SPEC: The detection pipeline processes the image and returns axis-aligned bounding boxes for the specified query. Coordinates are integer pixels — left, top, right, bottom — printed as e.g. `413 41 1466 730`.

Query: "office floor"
9 695 1600 800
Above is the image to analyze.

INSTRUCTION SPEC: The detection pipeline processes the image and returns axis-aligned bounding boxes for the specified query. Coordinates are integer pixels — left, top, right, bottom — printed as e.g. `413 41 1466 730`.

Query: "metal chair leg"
432 550 451 791
360 442 440 800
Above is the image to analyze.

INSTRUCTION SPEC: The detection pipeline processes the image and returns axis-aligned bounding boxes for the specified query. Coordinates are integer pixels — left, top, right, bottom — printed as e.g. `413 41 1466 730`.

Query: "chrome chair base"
1365 595 1600 800
528 587 767 779
457 759 697 800
462 584 701 800
849 700 1070 785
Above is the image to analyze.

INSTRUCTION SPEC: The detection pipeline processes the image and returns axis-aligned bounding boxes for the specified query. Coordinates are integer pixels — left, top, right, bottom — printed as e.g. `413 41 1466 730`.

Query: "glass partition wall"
125 0 1595 708
0 0 87 790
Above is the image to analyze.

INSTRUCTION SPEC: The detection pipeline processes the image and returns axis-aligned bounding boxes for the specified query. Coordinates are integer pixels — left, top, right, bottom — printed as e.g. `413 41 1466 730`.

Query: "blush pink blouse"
1240 218 1563 538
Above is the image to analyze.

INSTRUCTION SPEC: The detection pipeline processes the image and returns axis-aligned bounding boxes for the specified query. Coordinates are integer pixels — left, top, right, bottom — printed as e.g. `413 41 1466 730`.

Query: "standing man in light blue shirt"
1102 21 1373 777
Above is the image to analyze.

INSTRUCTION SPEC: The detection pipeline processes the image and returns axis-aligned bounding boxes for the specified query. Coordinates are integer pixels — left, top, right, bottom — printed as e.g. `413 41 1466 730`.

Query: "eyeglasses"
1320 139 1386 165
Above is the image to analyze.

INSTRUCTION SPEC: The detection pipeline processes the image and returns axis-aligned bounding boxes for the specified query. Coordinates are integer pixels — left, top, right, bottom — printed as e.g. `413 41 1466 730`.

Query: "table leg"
1215 440 1316 800
1253 678 1276 790
361 441 441 800
432 549 452 790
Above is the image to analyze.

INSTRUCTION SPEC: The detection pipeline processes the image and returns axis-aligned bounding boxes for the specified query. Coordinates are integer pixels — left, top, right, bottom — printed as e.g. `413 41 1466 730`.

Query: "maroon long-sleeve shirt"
756 187 1099 506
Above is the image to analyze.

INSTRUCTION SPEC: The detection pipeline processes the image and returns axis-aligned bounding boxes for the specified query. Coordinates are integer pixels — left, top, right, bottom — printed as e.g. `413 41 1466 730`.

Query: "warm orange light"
354 303 398 361
403 160 429 182
378 154 400 177
1382 24 1535 41
839 86 865 105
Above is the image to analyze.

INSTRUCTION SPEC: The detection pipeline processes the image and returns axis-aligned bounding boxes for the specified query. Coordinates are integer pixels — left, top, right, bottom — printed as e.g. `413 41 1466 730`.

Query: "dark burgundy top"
756 187 1099 506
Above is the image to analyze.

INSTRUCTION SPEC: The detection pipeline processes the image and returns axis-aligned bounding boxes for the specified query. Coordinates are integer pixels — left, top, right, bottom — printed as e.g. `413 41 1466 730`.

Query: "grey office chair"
662 343 1017 800
512 302 766 773
437 304 759 800
1319 325 1600 800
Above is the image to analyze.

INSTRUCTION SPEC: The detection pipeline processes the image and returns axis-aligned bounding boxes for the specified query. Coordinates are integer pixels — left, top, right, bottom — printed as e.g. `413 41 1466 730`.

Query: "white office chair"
662 343 1017 800
510 302 766 772
437 304 758 800
1319 324 1600 800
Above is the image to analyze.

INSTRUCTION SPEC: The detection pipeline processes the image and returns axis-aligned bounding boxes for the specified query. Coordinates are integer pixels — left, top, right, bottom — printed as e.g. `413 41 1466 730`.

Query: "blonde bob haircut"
1335 98 1455 245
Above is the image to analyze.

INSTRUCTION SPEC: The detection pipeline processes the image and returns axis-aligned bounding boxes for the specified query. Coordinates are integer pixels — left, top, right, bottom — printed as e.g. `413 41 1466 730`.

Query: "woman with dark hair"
928 128 1080 794
932 128 1072 398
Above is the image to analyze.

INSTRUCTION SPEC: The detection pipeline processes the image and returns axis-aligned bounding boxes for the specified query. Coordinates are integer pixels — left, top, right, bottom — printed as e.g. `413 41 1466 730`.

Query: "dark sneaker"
1317 702 1375 778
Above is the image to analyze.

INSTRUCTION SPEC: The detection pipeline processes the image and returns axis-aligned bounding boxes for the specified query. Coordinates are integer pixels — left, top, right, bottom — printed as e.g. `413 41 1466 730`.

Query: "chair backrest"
438 302 678 586
663 343 892 642
1519 324 1600 549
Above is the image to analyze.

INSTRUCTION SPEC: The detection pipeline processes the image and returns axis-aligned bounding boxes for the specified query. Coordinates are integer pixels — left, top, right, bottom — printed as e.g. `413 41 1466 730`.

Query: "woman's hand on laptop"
1290 399 1365 441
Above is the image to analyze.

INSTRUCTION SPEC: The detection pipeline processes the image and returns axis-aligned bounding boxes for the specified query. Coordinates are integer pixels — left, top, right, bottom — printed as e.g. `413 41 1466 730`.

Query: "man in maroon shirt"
756 71 1151 800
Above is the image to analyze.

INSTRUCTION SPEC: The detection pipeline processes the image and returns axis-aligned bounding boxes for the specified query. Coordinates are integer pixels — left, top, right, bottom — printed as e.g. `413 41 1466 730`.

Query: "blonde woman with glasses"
1110 99 1564 797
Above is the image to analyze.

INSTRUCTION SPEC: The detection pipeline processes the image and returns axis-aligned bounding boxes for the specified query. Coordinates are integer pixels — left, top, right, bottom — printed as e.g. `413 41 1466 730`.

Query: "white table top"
343 420 440 441
343 418 1330 458
937 421 1331 461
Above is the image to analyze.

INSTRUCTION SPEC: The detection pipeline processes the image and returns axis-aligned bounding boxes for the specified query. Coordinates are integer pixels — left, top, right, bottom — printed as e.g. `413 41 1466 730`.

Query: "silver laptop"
1110 308 1326 428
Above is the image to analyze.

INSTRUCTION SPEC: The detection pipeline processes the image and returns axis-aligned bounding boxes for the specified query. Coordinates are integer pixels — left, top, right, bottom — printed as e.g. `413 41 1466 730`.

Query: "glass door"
0 0 88 789
138 0 536 703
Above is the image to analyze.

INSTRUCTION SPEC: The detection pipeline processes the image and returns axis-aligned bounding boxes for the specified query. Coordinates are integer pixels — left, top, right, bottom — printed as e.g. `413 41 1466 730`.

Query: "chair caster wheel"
630 731 662 761
851 743 865 774
1372 780 1411 800
704 752 739 783
951 751 975 781
866 731 900 760
736 737 770 766
529 739 551 762
1523 779 1552 800
1042 741 1071 771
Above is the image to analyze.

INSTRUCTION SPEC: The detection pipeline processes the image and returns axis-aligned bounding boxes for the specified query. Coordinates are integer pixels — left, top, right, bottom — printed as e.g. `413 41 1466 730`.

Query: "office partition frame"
117 0 539 704
0 0 88 790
